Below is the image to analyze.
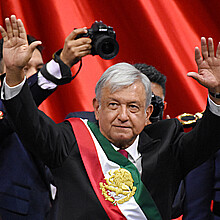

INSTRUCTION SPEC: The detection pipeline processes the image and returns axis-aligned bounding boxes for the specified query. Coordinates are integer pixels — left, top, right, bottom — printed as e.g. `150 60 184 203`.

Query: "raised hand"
187 37 220 96
0 15 41 86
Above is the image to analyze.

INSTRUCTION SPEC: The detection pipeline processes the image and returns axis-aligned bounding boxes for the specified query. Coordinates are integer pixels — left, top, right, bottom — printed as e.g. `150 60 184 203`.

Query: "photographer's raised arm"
187 37 220 105
60 28 92 67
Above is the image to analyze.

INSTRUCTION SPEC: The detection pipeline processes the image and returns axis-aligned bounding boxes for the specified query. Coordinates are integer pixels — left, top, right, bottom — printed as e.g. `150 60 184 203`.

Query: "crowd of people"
0 15 220 220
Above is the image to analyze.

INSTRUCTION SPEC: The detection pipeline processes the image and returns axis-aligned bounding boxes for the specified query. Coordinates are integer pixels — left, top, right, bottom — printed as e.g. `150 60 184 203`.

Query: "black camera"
76 21 119 60
150 93 165 123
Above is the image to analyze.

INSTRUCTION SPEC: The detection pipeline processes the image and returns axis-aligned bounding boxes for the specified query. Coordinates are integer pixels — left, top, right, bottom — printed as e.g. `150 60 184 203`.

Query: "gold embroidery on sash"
100 168 136 205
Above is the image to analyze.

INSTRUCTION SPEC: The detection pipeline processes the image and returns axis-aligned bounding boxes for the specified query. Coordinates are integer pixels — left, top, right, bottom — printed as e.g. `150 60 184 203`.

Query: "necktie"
117 149 128 159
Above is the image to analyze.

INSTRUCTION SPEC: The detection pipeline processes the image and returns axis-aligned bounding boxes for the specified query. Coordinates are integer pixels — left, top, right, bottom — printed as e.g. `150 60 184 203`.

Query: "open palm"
188 37 220 92
0 15 41 71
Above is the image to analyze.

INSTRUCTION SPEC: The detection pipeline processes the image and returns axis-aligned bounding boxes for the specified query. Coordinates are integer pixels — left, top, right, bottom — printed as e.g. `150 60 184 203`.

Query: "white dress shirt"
112 136 142 175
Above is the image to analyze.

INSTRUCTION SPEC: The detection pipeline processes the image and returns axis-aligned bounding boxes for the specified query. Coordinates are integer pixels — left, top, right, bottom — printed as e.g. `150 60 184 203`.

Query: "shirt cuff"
38 59 62 89
208 95 220 116
1 77 26 100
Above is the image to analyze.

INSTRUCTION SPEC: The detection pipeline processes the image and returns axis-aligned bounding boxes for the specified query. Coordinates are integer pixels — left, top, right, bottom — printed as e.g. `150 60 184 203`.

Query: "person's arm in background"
28 27 92 106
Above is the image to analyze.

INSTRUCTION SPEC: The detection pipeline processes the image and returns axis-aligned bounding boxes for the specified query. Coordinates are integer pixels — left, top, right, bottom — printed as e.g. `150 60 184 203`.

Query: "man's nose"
118 105 129 121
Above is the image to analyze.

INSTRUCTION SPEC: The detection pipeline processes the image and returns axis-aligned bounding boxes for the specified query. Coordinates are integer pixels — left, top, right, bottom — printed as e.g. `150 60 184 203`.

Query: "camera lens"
101 42 114 54
150 94 164 123
94 35 119 60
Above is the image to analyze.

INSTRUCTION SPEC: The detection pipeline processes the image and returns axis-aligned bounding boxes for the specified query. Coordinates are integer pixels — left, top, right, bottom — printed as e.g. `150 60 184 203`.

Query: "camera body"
150 93 165 123
76 21 119 60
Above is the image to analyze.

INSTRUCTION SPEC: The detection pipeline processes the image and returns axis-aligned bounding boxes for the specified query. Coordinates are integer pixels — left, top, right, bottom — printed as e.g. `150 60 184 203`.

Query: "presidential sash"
67 118 162 220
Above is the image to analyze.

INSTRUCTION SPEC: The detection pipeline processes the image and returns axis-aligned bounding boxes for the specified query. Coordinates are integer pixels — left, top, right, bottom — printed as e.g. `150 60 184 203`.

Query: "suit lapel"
138 131 161 183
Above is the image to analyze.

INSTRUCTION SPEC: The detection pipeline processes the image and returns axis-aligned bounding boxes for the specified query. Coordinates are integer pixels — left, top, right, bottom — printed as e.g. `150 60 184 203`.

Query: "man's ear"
93 98 100 120
145 104 153 126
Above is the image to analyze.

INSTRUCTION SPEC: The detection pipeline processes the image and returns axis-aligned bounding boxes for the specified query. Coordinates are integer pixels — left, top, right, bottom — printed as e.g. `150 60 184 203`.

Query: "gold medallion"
100 168 136 205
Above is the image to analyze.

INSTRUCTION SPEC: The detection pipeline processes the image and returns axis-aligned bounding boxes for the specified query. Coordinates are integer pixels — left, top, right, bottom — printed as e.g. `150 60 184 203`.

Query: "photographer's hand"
60 28 92 68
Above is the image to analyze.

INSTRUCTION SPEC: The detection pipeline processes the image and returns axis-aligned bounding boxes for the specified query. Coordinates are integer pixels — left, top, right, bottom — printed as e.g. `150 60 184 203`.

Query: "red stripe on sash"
67 118 126 220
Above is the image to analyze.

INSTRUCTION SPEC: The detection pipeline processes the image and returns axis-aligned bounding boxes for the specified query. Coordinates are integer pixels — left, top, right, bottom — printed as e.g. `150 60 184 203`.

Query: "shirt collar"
111 135 141 162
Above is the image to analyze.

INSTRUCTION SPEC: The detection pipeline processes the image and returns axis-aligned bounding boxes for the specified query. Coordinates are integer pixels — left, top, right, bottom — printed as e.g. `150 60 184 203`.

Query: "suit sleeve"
27 73 55 107
174 107 220 176
183 158 214 219
145 108 220 177
29 51 73 106
65 111 97 122
0 98 15 142
2 80 76 168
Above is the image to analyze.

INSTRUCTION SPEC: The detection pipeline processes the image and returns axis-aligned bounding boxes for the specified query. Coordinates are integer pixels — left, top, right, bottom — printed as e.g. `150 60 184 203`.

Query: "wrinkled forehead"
104 79 146 94
101 81 147 103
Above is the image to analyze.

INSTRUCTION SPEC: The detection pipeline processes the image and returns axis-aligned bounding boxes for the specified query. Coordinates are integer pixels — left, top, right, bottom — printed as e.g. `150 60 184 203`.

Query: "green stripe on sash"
88 121 162 220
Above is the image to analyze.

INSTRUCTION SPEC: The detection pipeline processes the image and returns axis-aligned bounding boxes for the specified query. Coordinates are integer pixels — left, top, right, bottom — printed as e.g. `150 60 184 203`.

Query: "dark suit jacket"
183 150 220 220
3 80 220 220
183 157 214 220
66 111 96 122
0 74 55 219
